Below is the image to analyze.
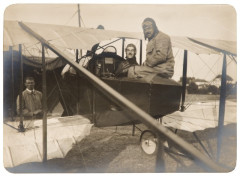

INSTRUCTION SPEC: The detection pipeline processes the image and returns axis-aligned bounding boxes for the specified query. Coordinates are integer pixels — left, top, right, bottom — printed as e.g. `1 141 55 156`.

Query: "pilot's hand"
122 62 129 67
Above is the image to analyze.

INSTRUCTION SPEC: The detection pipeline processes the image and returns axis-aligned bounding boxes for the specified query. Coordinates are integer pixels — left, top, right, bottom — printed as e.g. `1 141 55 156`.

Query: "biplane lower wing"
162 100 236 132
3 116 93 168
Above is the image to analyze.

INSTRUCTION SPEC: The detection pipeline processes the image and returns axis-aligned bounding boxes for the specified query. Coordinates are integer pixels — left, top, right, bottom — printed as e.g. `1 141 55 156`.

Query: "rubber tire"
140 130 158 155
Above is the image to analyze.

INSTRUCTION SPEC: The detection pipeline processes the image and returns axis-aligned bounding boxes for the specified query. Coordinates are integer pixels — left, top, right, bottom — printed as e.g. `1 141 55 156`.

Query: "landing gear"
140 130 158 155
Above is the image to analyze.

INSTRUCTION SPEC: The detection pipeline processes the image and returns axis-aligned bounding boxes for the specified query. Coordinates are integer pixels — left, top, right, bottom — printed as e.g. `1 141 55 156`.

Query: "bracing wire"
183 53 221 111
64 10 78 25
229 55 237 64
53 70 70 116
172 48 183 80
183 53 236 111
174 48 180 58
80 15 86 27
203 57 220 81
197 54 217 77
189 54 195 78
227 57 234 67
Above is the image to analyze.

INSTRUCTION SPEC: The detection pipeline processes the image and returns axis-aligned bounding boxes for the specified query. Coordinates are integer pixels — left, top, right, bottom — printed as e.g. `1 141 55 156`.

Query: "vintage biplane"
2 20 237 172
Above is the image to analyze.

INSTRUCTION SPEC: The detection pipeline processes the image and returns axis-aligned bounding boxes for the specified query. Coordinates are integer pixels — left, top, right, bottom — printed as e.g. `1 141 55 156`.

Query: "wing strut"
18 21 227 172
122 38 125 58
181 50 188 111
140 40 143 65
217 53 227 161
10 46 14 121
18 44 25 132
42 44 47 162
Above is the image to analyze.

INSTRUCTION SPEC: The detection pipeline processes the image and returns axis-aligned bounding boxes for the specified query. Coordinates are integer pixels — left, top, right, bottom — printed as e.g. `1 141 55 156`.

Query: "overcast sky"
2 3 238 82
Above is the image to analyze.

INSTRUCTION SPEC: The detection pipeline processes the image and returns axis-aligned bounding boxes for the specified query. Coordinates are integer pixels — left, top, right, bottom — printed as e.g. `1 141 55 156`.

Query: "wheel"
140 130 158 155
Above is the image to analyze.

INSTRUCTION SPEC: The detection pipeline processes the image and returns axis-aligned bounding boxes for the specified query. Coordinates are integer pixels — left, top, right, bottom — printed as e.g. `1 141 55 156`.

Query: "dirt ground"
5 122 237 173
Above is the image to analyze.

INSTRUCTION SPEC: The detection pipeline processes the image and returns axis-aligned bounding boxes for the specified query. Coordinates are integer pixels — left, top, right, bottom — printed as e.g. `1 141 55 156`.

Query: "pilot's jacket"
144 31 174 78
127 31 174 79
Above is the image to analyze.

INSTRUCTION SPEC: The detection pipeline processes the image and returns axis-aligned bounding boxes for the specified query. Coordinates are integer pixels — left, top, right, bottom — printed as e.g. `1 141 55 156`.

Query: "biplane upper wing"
171 36 219 55
171 36 237 56
188 37 237 56
4 20 143 51
4 20 237 57
4 21 39 49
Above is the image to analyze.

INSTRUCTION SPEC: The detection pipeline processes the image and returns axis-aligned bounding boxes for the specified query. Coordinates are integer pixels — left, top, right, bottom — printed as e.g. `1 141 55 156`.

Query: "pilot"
128 17 174 79
115 43 138 77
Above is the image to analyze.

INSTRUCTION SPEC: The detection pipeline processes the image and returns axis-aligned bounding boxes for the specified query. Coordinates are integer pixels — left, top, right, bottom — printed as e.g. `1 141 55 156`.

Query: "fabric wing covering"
187 37 237 56
162 100 236 132
3 115 93 168
4 20 142 51
4 21 237 59
171 36 218 55
171 36 236 56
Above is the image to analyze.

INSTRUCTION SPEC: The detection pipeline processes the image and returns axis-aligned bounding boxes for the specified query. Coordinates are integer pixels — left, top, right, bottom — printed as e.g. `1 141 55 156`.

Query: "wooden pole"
76 49 79 62
10 46 14 121
132 124 135 136
18 44 25 132
77 4 81 28
181 50 188 112
42 44 47 162
217 53 227 161
92 88 96 125
122 38 125 58
77 4 82 114
76 49 80 114
155 134 165 172
77 4 82 58
139 40 142 65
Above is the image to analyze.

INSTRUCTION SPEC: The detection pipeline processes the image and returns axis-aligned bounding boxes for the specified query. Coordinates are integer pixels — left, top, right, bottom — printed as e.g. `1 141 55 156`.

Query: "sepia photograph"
1 2 238 174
